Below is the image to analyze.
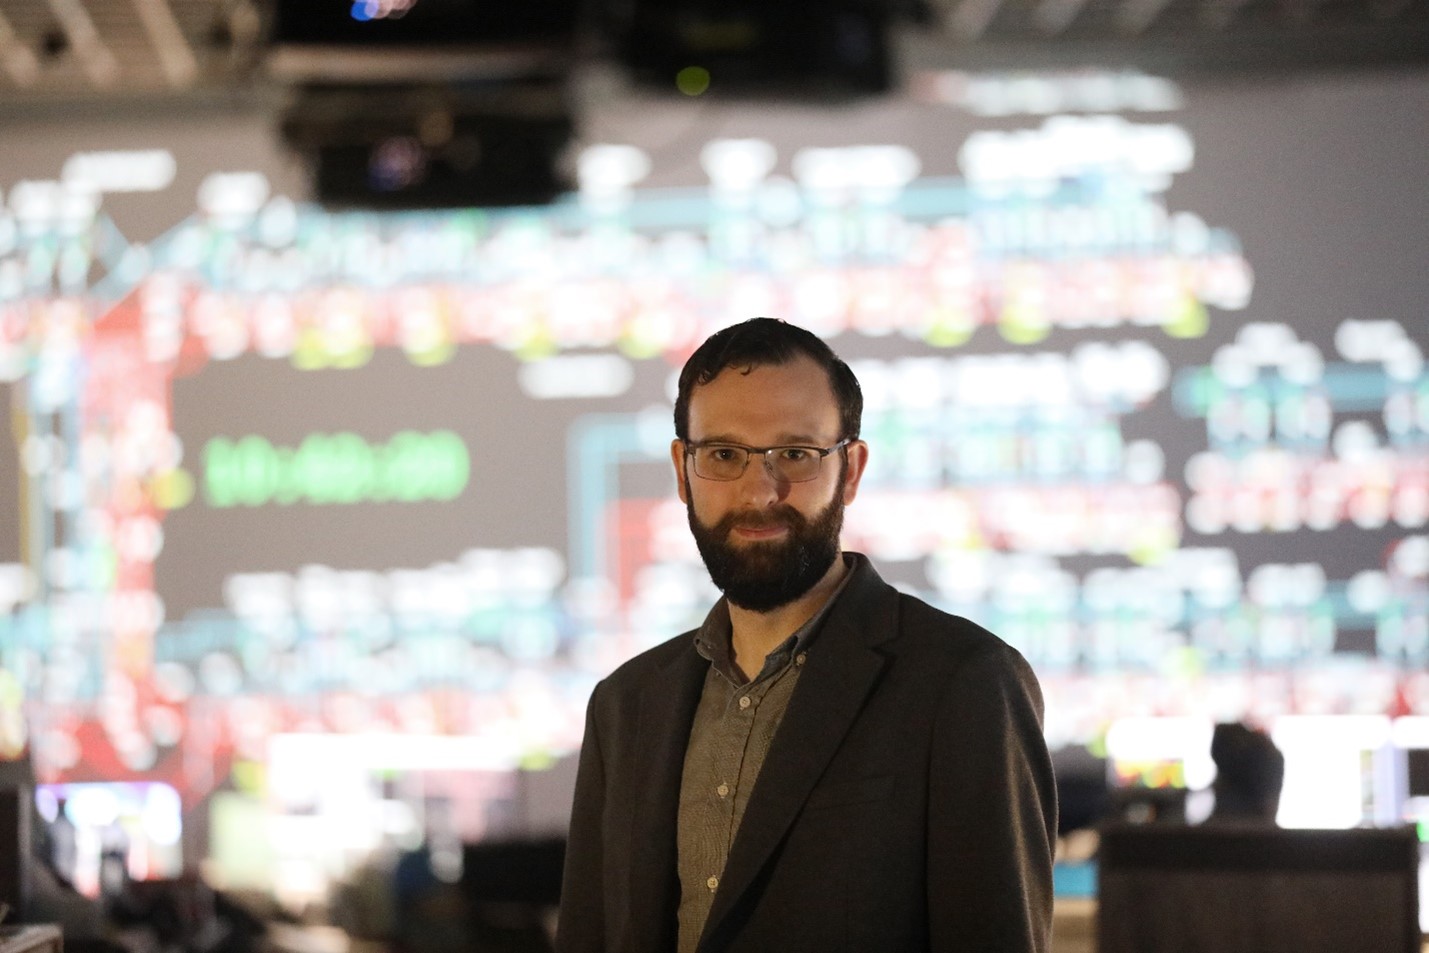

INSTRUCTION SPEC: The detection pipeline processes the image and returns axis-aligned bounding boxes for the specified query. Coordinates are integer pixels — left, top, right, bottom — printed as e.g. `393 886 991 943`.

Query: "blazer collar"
699 553 900 949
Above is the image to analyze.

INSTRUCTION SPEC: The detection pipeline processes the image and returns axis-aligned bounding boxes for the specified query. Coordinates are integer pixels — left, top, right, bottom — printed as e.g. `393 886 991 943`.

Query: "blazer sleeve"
927 640 1057 953
556 679 609 953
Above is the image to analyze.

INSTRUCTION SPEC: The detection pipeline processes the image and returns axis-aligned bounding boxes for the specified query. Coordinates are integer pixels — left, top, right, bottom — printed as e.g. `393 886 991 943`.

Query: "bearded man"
557 318 1057 953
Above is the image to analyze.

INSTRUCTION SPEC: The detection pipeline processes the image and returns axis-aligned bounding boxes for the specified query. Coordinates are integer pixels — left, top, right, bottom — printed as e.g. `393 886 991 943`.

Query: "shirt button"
795 653 807 666
717 783 730 798
738 696 752 710
707 876 719 891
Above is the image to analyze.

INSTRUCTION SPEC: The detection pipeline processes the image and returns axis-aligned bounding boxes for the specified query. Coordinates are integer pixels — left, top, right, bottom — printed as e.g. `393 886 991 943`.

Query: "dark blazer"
556 554 1057 953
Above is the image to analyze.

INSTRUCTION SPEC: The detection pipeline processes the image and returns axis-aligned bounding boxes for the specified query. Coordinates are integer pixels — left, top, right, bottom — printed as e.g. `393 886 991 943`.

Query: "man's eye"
709 447 741 462
779 448 811 462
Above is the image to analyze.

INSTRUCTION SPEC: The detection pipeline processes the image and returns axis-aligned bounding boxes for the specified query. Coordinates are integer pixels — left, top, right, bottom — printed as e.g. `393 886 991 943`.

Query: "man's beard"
686 486 845 613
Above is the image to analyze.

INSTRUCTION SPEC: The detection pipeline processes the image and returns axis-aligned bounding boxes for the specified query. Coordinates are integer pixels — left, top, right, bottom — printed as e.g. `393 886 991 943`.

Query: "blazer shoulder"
595 628 697 693
891 590 1033 672
838 557 1028 673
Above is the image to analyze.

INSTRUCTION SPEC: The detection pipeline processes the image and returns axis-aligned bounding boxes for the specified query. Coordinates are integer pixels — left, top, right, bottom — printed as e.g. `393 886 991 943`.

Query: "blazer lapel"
626 640 708 952
699 562 900 947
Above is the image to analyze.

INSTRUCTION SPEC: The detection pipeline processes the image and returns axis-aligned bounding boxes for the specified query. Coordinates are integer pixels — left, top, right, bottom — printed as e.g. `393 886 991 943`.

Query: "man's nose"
739 451 787 501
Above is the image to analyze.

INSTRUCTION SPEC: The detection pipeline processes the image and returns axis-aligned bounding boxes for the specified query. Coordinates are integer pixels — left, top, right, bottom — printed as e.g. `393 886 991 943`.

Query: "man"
557 318 1056 953
1207 721 1284 824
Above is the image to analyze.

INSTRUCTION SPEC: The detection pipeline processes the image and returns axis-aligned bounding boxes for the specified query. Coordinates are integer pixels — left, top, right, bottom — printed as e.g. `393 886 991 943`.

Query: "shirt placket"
707 656 790 893
728 655 794 842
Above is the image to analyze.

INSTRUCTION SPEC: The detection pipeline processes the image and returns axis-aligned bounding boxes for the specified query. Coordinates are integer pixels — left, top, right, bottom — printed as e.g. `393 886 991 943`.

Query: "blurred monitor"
1109 757 1185 790
269 0 582 48
1104 717 1214 788
1098 824 1421 953
1104 717 1213 824
1272 716 1390 829
34 782 183 898
265 0 581 84
616 0 891 95
1391 718 1429 824
1408 748 1429 800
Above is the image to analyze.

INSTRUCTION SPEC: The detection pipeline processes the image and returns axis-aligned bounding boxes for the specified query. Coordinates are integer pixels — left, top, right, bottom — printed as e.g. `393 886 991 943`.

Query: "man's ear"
841 440 869 504
671 439 689 504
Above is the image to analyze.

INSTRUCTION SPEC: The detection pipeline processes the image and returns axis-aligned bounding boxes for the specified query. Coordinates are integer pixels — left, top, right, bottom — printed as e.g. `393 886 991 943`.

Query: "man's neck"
727 555 848 681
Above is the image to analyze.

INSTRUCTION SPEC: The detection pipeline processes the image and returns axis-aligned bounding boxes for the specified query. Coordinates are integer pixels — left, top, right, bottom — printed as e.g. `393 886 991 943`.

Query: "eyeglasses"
684 439 850 483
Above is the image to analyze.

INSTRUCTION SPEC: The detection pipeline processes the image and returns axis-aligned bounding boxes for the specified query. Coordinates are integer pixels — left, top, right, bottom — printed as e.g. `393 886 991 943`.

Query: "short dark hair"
674 318 863 442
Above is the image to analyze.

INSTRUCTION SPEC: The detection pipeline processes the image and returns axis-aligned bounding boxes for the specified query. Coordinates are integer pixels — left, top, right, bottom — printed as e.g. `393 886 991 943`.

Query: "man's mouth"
729 517 790 539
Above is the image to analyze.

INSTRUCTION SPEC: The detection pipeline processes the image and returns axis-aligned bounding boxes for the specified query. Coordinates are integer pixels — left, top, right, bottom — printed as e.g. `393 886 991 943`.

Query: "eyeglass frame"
682 438 852 483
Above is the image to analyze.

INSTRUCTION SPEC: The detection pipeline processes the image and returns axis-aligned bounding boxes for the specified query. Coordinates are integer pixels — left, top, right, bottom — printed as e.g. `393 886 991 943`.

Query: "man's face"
671 355 868 612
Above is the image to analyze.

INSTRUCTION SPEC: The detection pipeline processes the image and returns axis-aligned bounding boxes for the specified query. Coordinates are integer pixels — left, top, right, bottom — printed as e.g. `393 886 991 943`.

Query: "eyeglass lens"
692 446 824 482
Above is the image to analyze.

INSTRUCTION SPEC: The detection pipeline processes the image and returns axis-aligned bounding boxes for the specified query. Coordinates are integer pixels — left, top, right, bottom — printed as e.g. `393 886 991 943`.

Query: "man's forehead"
690 356 833 392
686 356 841 438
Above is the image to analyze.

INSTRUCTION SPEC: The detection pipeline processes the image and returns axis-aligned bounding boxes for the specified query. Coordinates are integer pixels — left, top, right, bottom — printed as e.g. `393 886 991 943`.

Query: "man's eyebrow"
690 433 827 446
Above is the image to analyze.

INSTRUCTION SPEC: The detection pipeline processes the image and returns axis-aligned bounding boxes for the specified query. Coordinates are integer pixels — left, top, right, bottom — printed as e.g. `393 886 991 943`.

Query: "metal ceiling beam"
1200 0 1252 29
131 0 199 86
1034 0 1094 35
42 0 119 86
1116 0 1177 34
227 0 263 48
947 0 1007 39
0 8 41 86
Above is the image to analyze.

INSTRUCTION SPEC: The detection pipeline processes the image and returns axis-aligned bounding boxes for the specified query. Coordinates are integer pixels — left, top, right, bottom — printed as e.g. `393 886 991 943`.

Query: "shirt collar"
693 553 860 684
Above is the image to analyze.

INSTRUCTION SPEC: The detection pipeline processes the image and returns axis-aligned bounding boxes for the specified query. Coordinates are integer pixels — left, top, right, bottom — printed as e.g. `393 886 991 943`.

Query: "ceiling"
0 0 262 97
0 0 1426 105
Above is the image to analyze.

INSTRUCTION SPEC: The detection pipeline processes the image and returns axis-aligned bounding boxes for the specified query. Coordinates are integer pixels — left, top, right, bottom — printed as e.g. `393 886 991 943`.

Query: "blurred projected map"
1 73 1427 830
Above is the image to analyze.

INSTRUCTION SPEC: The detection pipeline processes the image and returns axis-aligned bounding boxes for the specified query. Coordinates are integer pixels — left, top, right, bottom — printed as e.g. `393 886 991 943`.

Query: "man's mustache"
720 507 805 534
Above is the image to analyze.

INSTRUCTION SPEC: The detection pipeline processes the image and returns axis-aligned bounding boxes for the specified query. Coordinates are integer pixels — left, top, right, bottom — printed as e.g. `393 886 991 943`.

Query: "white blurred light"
1170 211 1209 254
9 180 65 224
959 116 1192 190
702 139 778 192
1210 344 1256 388
1282 342 1325 385
199 653 244 696
579 143 651 190
755 177 803 228
258 196 300 247
791 147 852 193
1331 420 1379 462
1335 319 1406 363
35 788 59 824
1395 487 1429 529
153 662 195 703
0 564 36 614
142 784 183 846
1390 716 1429 748
61 150 176 193
1237 322 1296 361
1385 339 1424 382
1346 570 1391 614
1392 537 1429 578
847 145 921 199
1272 715 1390 829
198 172 271 220
1105 716 1215 789
67 784 121 827
518 354 634 399
1123 440 1165 484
